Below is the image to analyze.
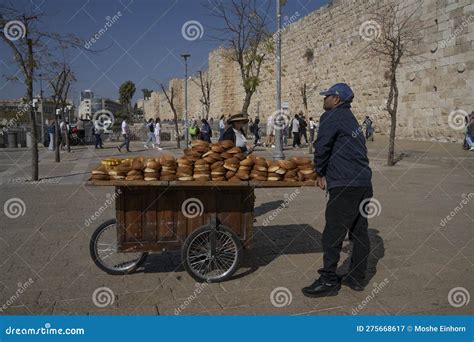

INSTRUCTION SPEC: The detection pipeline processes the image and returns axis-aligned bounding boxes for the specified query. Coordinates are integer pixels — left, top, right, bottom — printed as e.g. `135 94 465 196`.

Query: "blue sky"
0 0 328 104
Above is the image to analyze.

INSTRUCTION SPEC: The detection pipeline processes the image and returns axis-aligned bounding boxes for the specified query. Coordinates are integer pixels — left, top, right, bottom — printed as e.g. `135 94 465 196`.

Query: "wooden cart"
87 180 314 282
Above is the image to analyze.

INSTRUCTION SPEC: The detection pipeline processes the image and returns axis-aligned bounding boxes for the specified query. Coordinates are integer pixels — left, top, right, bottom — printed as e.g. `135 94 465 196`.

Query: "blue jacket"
314 102 372 189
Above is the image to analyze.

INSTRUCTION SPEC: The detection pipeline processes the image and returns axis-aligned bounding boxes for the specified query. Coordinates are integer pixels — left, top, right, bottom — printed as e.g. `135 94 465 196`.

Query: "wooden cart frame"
87 180 313 282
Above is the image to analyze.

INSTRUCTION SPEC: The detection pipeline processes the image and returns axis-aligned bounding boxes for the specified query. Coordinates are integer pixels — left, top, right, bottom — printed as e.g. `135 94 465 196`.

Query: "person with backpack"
200 118 212 143
189 120 200 142
144 118 156 149
298 112 308 145
363 116 374 141
93 124 103 149
252 117 261 145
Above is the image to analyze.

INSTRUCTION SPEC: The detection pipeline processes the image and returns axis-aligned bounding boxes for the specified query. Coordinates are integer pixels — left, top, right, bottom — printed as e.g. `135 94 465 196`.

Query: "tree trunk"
241 91 253 115
173 110 180 149
27 39 39 181
387 112 397 166
387 68 399 166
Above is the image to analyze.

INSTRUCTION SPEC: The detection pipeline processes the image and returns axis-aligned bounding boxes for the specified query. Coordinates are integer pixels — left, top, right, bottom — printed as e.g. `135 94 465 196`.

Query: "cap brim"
319 91 334 97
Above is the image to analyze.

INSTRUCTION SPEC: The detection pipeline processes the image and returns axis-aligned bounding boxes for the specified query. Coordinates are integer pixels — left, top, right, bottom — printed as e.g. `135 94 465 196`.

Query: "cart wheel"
90 219 148 275
182 224 242 283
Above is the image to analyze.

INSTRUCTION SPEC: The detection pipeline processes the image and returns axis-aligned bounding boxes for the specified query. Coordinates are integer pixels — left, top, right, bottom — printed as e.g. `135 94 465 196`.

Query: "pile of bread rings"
90 139 317 182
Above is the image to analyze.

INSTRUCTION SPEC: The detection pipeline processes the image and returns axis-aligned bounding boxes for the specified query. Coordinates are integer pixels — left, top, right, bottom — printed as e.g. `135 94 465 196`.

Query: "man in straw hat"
302 83 373 298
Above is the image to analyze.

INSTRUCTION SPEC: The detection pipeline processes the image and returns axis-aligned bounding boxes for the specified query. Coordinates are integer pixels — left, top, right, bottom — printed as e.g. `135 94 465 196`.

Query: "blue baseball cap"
319 83 354 102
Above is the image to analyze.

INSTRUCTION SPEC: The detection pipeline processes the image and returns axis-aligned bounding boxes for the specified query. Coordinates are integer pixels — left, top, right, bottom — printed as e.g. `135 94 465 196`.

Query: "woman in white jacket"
154 117 163 150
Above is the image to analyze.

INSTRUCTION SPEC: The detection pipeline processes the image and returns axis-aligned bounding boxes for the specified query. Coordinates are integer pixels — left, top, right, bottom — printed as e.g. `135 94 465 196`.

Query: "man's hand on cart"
315 175 326 190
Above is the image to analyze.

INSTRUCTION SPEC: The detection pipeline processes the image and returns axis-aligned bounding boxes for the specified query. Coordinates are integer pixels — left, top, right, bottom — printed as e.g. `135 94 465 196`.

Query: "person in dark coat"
223 113 250 152
302 83 373 298
200 118 212 143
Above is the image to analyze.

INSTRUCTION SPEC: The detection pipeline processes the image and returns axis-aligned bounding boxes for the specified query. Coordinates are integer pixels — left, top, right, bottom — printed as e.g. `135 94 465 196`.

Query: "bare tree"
366 1 422 166
207 0 272 114
0 4 83 180
300 83 308 115
160 84 181 149
190 71 212 120
48 63 74 161
198 71 211 120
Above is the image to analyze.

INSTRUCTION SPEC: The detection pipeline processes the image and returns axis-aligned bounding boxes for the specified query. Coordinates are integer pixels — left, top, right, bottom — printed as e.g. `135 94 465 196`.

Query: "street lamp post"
39 73 44 142
181 53 191 148
273 0 285 160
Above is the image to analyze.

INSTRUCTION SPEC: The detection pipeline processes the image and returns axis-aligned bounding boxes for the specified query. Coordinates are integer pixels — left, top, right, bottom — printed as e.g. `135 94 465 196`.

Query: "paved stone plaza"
0 138 472 315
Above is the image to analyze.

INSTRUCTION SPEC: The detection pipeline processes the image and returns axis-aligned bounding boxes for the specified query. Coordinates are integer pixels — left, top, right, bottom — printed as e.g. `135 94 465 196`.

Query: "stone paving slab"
0 138 473 315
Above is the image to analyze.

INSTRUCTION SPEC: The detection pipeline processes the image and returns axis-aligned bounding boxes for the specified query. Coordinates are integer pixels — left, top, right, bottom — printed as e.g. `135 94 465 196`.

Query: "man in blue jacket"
302 83 373 298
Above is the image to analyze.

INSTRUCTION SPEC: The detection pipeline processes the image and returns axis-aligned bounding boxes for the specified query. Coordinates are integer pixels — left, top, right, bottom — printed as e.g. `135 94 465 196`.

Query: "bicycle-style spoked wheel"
182 225 242 282
90 219 148 275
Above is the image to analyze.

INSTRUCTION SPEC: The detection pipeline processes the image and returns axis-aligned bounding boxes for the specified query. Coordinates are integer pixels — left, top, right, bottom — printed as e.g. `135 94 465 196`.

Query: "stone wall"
139 0 473 142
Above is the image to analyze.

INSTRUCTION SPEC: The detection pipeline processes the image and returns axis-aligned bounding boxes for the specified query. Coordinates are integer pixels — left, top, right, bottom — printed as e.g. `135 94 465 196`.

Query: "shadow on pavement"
138 224 384 284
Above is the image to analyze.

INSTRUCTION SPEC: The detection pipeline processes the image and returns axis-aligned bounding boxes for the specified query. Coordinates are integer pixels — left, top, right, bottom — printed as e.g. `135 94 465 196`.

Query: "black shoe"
341 276 365 292
302 278 341 298
117 146 122 152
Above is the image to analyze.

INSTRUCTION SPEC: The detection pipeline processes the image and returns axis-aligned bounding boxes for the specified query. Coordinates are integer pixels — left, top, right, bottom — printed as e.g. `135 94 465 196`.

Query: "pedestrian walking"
93 124 103 149
144 118 156 149
117 119 131 152
200 118 212 143
47 119 55 151
291 114 301 148
154 117 163 150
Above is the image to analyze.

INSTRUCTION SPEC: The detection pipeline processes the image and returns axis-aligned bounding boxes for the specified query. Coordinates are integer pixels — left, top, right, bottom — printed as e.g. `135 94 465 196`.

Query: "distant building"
0 98 72 125
77 90 121 121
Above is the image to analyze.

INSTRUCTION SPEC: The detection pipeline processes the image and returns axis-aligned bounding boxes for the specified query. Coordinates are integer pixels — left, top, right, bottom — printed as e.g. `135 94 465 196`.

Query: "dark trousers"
292 131 300 147
318 186 373 284
254 131 260 145
77 130 85 145
310 129 315 143
118 134 130 151
300 129 308 144
94 134 103 148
